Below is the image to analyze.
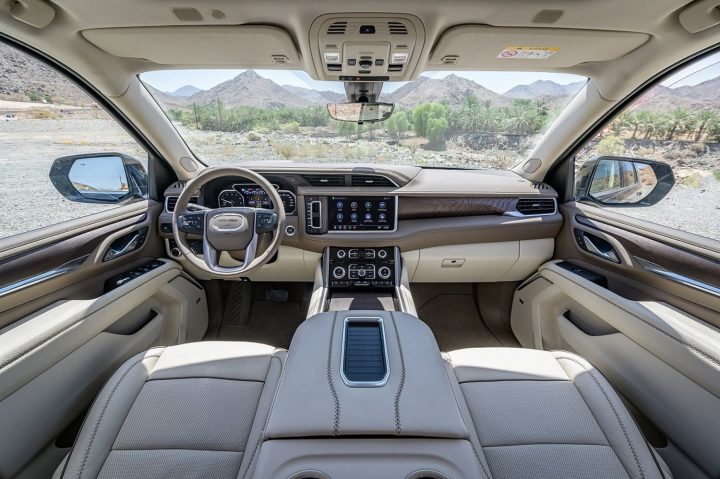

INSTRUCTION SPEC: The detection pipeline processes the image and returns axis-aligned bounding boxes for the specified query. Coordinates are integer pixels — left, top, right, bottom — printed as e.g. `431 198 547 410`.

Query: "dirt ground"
1 118 718 241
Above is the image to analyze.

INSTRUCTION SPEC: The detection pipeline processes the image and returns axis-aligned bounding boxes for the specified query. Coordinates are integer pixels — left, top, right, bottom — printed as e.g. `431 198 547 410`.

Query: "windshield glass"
141 70 586 169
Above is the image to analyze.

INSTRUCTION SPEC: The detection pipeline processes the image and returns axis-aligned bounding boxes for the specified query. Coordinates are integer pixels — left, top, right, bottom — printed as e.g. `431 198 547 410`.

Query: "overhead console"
309 13 426 81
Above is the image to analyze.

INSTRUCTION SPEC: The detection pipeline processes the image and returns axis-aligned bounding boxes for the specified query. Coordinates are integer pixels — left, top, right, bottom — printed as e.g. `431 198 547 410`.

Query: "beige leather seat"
55 341 285 479
445 347 670 479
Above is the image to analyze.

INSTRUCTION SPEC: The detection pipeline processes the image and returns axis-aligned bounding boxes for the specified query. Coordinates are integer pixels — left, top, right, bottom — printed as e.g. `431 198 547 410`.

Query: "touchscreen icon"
350 213 358 221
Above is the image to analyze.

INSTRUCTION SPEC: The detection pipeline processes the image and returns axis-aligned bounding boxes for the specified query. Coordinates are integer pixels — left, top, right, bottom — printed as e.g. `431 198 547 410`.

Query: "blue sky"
141 50 720 95
141 69 586 95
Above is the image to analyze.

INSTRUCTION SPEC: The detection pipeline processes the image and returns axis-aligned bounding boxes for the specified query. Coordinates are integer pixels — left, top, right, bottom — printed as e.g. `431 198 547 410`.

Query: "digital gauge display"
217 184 296 214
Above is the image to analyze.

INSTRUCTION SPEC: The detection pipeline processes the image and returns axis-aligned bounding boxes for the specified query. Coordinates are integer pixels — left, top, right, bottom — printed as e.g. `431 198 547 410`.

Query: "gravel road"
1 118 718 241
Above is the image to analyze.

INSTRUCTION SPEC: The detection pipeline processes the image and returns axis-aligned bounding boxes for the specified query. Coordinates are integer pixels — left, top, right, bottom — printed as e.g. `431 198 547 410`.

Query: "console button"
336 249 347 259
333 266 346 279
378 249 388 259
378 266 392 280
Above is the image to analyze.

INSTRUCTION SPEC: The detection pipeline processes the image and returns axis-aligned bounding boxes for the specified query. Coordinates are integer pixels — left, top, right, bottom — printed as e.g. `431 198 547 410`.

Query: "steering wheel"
171 167 286 277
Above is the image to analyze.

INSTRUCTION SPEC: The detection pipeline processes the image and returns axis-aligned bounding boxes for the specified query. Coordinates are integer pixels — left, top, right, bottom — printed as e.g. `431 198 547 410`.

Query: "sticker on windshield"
497 46 559 60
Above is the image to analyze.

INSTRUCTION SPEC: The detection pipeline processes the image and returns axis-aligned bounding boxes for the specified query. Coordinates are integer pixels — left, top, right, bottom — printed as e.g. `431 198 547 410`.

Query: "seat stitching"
390 314 406 435
75 353 162 479
327 315 341 436
442 357 492 479
547 268 720 369
554 354 645 479
239 354 283 479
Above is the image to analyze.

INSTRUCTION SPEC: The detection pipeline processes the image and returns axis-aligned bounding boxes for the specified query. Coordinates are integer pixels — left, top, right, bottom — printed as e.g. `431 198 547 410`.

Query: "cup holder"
287 472 331 479
405 471 450 479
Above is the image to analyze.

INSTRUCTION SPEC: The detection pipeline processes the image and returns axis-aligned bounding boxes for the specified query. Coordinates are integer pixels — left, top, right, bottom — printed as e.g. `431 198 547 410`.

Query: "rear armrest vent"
515 198 556 215
350 175 397 187
301 174 346 187
341 318 388 386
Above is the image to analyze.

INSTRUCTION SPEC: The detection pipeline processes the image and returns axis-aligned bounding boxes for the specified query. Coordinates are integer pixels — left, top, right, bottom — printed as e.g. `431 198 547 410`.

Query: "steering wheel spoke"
255 209 279 233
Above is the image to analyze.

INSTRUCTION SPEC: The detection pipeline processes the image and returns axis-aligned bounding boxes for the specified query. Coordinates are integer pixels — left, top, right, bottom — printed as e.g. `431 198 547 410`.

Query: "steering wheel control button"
255 211 279 233
177 213 205 234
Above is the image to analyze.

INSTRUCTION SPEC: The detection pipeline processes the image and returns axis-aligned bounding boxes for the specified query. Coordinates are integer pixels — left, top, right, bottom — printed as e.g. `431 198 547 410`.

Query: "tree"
412 103 448 138
694 110 718 141
385 111 410 141
665 108 690 140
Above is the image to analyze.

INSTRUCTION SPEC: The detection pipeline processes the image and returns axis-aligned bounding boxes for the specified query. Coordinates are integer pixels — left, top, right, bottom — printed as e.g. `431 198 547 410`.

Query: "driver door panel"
0 202 208 478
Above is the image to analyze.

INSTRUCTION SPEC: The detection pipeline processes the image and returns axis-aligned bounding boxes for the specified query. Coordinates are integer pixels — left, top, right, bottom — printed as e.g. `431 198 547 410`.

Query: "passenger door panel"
511 202 720 478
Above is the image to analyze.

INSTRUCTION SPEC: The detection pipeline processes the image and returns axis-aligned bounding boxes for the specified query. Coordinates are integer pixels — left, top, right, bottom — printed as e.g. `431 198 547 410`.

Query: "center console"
251 310 484 479
326 246 398 289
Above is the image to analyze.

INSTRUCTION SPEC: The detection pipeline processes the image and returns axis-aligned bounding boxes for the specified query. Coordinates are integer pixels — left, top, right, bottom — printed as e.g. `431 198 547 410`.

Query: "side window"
0 42 149 241
575 51 720 242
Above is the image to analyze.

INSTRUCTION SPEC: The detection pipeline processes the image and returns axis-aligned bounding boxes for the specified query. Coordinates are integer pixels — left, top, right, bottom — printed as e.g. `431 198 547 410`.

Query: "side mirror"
575 156 674 207
327 102 394 124
49 153 148 204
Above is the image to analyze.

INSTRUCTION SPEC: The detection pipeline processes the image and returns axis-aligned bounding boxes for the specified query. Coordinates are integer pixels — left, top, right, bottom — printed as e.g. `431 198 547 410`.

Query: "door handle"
103 227 149 262
574 228 621 263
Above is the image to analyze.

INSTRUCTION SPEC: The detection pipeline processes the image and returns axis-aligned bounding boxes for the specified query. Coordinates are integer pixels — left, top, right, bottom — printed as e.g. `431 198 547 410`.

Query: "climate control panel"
327 247 397 289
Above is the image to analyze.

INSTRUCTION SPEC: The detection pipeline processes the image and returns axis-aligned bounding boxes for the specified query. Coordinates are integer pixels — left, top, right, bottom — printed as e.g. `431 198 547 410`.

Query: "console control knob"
378 266 392 280
357 269 366 277
336 249 346 259
378 249 388 259
332 266 346 279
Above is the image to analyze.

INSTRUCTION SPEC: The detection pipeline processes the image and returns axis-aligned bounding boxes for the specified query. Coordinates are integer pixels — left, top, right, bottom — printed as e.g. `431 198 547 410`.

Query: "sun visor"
429 26 649 69
82 26 300 67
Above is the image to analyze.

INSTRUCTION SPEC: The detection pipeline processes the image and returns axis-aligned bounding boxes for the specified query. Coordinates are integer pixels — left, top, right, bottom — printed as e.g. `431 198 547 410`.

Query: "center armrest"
265 310 469 439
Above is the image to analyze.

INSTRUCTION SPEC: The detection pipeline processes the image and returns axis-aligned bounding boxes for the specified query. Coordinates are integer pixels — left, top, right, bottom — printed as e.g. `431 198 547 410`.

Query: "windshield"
141 70 586 169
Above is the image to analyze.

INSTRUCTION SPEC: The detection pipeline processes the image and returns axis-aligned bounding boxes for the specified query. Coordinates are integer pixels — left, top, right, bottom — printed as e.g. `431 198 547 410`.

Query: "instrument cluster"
217 183 296 214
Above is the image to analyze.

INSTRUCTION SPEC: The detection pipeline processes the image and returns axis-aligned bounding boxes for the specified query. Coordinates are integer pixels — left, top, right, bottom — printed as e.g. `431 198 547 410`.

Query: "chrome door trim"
0 255 89 299
634 256 720 298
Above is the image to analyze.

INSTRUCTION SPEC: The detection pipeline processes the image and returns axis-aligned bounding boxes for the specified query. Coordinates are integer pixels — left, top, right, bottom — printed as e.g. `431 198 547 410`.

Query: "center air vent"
302 174 346 187
515 198 556 215
350 175 397 187
165 196 198 213
327 21 347 34
388 21 408 34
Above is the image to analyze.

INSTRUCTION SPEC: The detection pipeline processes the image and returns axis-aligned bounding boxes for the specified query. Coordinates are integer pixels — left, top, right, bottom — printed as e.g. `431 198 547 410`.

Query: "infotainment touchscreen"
328 196 396 232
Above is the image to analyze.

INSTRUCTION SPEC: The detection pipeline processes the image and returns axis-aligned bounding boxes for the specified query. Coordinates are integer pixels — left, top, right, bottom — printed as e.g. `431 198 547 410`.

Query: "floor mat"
415 292 502 351
214 283 308 349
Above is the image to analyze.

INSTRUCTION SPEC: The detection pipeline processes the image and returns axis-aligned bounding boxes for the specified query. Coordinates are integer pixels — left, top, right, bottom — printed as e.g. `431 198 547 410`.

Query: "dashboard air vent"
532 182 550 190
302 174 346 187
350 175 397 187
515 198 556 215
388 21 408 34
342 318 388 385
165 196 197 213
327 21 347 34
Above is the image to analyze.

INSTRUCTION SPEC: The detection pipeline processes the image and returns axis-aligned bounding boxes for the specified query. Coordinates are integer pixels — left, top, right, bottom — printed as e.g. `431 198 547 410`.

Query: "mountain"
645 77 720 111
169 85 202 97
187 70 320 109
0 43 93 105
281 85 345 104
386 74 506 108
504 80 585 99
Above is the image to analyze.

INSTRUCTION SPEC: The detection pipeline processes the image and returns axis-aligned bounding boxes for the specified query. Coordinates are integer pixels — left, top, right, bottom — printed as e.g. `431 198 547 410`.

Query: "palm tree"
694 110 718 141
665 108 690 140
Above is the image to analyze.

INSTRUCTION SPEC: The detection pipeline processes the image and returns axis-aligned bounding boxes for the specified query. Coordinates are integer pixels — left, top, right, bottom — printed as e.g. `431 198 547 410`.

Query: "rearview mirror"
575 156 674 206
49 153 148 204
327 102 394 124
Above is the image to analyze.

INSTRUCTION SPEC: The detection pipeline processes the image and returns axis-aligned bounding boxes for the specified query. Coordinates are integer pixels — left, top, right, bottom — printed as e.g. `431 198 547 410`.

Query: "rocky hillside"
504 80 585 99
0 43 93 105
386 74 506 108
